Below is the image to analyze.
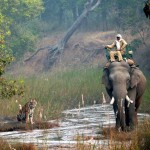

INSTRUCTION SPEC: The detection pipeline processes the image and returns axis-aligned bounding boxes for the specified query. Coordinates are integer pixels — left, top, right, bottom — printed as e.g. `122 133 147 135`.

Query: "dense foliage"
0 0 44 98
41 0 147 31
0 0 44 59
41 0 149 50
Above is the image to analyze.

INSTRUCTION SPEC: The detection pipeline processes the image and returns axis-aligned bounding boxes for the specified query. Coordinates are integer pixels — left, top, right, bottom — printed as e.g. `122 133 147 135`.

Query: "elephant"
102 61 147 131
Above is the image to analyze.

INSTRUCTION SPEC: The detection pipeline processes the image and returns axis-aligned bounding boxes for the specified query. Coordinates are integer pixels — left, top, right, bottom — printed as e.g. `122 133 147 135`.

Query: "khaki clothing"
107 39 127 53
110 51 123 62
106 39 127 62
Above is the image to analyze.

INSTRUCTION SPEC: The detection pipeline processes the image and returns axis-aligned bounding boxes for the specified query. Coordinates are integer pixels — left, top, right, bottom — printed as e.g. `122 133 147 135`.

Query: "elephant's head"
102 61 131 99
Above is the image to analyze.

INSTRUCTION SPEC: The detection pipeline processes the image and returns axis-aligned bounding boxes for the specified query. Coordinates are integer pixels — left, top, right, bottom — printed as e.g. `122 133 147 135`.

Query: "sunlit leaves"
0 0 44 21
0 0 43 99
0 0 44 59
0 77 25 98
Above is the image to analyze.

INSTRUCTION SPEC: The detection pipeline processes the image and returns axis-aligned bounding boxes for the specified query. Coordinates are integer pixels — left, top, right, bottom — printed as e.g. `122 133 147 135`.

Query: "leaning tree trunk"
25 0 101 70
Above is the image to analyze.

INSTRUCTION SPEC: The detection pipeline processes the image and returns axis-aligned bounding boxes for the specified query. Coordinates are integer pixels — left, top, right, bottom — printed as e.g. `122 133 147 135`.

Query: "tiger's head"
29 99 37 109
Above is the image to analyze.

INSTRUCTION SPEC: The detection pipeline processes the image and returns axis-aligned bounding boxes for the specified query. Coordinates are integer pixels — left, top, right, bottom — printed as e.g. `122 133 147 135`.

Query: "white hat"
116 34 122 39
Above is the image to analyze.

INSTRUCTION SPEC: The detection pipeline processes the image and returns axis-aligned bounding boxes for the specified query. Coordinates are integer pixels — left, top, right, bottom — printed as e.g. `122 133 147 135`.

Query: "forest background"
0 0 150 118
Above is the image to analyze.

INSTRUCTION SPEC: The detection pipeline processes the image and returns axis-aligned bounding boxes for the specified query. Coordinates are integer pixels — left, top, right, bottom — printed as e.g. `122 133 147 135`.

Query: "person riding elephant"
102 61 147 131
104 34 136 68
105 34 127 62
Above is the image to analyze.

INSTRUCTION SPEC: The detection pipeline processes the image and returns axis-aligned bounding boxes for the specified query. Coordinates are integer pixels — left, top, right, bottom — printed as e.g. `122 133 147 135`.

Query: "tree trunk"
25 0 101 70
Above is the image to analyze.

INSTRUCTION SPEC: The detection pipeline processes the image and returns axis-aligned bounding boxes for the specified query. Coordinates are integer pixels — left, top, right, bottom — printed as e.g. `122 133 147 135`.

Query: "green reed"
1 67 150 120
0 67 104 119
23 67 104 119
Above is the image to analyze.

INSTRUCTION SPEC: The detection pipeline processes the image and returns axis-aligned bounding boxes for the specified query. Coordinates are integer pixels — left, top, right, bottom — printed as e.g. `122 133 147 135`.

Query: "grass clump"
100 120 150 150
0 138 37 150
140 77 150 113
136 120 150 150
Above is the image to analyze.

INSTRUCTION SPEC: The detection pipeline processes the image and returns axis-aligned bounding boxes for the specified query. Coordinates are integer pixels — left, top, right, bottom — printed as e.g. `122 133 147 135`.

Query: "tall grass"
1 67 150 120
1 67 105 119
23 67 105 119
140 76 150 113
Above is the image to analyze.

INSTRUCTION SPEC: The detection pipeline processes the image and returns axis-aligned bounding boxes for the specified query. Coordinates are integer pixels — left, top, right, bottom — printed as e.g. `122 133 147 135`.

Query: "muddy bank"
0 116 59 132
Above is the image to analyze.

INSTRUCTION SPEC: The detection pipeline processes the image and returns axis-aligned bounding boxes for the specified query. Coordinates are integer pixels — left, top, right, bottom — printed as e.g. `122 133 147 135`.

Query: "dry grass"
9 31 117 76
74 120 150 150
136 120 150 150
8 30 150 76
102 127 136 142
0 138 37 150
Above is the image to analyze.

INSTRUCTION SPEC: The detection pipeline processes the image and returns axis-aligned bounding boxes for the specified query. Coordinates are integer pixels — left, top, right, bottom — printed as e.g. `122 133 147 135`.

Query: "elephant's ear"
130 69 140 88
102 69 111 89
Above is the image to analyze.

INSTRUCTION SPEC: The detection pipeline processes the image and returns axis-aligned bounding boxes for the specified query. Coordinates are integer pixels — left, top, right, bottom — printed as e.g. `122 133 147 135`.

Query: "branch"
24 46 52 62
90 0 101 11
24 0 101 68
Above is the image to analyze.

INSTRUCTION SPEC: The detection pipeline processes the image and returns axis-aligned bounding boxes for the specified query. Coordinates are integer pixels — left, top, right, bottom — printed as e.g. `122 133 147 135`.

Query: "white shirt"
115 40 121 50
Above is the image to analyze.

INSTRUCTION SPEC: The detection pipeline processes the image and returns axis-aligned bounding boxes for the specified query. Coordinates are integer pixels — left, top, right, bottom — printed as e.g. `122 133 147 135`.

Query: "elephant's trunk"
113 85 127 101
116 98 126 131
112 86 127 131
112 95 133 131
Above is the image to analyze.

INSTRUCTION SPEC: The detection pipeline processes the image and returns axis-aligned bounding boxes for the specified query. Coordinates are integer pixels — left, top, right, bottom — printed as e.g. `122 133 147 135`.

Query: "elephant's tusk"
126 95 133 103
110 97 115 104
126 95 133 107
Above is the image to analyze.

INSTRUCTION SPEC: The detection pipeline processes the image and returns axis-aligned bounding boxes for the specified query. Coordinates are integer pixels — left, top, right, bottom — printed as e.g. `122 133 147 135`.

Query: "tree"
0 0 44 59
25 0 101 69
0 0 44 98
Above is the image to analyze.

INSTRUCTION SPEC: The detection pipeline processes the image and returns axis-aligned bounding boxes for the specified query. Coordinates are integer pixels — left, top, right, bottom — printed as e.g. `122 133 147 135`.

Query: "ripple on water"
0 104 149 148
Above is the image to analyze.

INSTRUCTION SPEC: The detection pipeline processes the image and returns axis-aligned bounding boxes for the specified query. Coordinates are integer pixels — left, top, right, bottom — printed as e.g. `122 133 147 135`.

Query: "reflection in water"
0 104 149 148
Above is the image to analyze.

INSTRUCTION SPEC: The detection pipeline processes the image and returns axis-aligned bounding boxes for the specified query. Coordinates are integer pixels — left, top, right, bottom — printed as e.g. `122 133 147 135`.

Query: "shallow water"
0 104 149 149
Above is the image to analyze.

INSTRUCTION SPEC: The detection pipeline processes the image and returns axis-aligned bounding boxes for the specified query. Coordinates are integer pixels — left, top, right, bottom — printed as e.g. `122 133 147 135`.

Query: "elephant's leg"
127 88 136 130
135 96 142 112
125 100 129 126
113 101 126 131
135 96 142 124
113 102 120 129
128 101 135 130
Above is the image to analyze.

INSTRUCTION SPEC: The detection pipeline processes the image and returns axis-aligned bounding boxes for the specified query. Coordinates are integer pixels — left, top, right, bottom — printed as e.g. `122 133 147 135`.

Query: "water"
0 104 149 149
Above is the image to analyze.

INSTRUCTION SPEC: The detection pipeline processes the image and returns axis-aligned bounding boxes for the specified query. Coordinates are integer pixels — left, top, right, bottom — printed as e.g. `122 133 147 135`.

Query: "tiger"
17 99 37 124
